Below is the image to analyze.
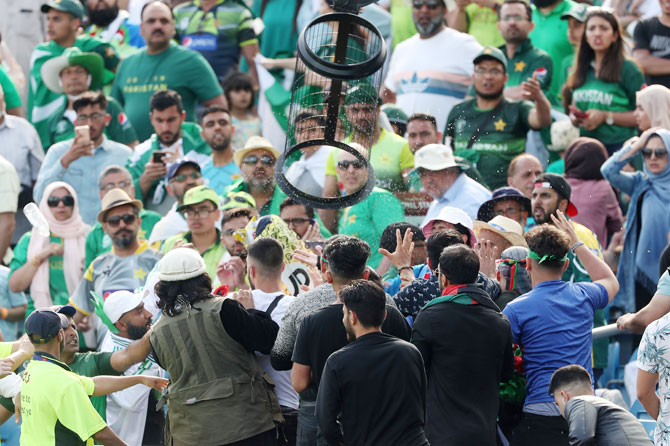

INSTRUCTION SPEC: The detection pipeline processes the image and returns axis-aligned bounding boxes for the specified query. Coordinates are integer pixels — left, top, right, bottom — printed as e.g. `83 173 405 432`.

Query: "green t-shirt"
546 158 564 174
466 4 505 48
84 209 162 270
110 42 223 142
28 36 120 148
252 0 298 59
530 0 576 105
571 59 644 145
162 231 227 280
0 68 21 109
445 98 533 189
391 0 417 49
324 129 415 192
19 356 106 446
339 187 405 269
9 232 68 316
501 39 553 91
224 179 288 216
46 96 137 149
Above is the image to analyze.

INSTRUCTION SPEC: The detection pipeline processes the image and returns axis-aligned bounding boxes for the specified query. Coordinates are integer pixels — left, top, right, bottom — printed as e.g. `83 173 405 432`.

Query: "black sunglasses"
242 155 275 166
337 160 365 170
47 195 75 207
413 0 442 9
105 214 137 227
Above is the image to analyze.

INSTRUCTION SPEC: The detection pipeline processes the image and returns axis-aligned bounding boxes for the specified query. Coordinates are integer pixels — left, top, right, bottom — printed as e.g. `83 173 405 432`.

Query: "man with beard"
498 0 553 101
40 48 138 149
382 0 482 132
70 189 162 348
126 89 210 214
34 92 133 226
84 165 162 270
30 0 120 146
86 0 146 58
445 47 551 190
0 305 155 425
100 291 166 446
315 280 428 446
111 1 225 141
200 106 241 194
214 207 256 291
225 136 288 216
147 159 205 245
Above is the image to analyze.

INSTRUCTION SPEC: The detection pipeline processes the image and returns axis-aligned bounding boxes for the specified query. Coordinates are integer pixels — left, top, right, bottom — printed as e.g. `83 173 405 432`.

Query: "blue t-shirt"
384 264 431 296
0 266 27 341
502 280 608 405
201 160 242 195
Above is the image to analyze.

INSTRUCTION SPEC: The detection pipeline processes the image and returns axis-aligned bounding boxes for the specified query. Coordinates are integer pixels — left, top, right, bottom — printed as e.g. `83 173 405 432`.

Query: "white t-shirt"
384 27 483 132
251 289 299 409
284 145 333 197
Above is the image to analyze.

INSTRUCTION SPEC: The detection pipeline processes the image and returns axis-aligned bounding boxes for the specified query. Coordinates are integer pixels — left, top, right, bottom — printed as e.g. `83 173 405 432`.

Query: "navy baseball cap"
477 187 531 222
56 305 76 318
25 310 69 344
166 158 201 181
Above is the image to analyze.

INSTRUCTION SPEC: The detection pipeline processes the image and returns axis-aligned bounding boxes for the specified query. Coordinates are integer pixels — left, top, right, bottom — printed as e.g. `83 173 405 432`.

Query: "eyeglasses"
493 207 523 218
337 160 365 170
105 213 137 227
75 112 106 123
242 155 275 166
501 14 528 22
642 148 668 159
283 217 312 226
101 181 132 191
474 67 505 77
47 195 75 207
182 207 216 219
412 0 442 9
169 172 201 183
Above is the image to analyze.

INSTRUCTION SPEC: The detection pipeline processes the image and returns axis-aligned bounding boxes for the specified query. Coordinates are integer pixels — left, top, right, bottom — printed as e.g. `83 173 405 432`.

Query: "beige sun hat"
473 215 527 247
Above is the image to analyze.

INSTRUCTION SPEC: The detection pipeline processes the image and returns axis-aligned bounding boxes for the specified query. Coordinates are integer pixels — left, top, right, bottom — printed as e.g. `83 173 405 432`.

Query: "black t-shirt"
291 303 411 401
634 17 670 86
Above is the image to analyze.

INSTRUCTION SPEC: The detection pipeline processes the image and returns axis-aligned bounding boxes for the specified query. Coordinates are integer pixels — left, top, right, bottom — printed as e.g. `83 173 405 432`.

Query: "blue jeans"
296 401 327 446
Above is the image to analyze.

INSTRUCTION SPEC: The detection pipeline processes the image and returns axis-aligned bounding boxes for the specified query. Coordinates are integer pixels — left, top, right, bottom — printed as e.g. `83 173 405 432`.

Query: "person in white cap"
415 143 491 225
99 290 165 446
150 248 282 446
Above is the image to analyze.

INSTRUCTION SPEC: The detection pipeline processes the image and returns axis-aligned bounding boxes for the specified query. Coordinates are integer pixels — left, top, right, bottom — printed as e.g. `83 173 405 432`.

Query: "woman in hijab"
564 137 623 245
602 128 670 313
635 84 670 131
9 181 89 313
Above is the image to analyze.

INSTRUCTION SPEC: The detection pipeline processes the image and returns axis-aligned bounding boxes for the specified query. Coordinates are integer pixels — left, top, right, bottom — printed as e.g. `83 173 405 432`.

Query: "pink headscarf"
26 182 90 309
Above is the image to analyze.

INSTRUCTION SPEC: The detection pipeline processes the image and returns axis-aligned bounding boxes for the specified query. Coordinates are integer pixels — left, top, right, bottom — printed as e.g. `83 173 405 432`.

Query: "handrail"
593 323 630 340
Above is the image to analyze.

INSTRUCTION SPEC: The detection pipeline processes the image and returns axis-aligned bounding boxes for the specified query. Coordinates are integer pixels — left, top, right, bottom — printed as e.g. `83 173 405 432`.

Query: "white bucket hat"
158 248 207 282
473 215 527 247
414 144 467 171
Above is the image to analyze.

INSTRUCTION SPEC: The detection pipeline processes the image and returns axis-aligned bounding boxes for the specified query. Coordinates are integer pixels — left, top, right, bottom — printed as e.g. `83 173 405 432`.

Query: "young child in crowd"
223 72 262 150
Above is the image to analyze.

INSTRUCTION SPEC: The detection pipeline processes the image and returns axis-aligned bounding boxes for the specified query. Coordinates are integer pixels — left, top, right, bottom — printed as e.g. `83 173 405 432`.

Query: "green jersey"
339 187 405 269
84 209 162 270
0 68 21 109
110 42 222 141
224 179 288 217
571 59 644 145
46 96 137 149
252 0 298 59
466 4 505 48
9 232 68 316
445 98 533 190
28 36 120 148
530 0 576 106
391 0 417 49
501 39 553 91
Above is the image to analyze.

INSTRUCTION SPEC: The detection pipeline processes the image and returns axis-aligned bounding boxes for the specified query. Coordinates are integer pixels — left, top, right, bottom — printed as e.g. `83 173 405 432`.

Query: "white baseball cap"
158 248 207 282
414 144 467 171
103 291 143 324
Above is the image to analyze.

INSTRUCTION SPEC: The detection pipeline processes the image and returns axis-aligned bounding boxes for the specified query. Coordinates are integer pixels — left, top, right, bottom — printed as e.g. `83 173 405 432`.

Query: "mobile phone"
74 125 90 146
152 152 167 164
569 106 589 120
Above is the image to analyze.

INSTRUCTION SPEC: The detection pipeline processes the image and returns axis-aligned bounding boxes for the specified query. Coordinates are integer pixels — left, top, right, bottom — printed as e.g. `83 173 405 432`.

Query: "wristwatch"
606 111 614 126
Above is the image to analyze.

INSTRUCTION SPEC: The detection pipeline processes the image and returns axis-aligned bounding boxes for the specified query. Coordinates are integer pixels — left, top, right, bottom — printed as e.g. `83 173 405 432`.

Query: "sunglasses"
337 160 365 170
169 172 201 183
223 195 253 207
412 0 442 9
642 148 668 159
105 213 137 227
101 181 132 191
47 195 75 207
242 155 275 166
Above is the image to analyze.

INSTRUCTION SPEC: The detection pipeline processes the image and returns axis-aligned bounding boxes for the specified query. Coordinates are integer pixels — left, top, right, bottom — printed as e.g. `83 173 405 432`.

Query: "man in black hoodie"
412 243 515 446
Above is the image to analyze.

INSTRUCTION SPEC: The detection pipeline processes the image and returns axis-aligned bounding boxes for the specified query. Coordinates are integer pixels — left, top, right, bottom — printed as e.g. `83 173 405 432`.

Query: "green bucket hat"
473 46 508 71
41 47 105 94
177 186 220 213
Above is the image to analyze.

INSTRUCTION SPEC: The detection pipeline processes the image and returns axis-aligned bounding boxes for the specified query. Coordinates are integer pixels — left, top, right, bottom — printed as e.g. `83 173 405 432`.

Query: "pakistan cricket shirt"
501 39 553 91
445 98 533 189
